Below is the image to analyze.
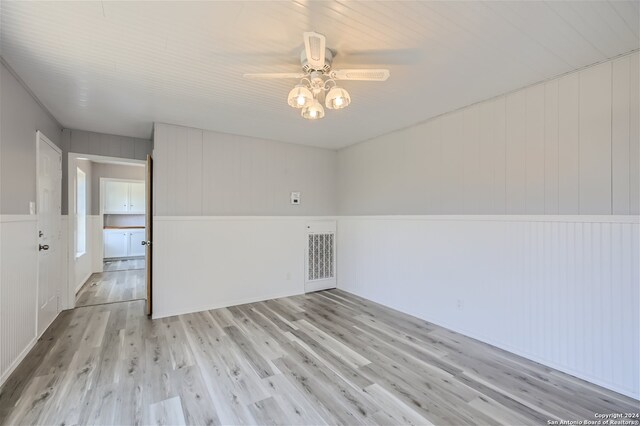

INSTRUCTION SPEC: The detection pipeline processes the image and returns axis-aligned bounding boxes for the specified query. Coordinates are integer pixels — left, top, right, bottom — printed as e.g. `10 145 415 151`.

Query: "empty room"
0 1 638 425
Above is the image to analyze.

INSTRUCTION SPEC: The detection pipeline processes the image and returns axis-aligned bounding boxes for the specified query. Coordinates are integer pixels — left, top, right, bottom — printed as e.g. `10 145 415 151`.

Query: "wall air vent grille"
307 233 335 281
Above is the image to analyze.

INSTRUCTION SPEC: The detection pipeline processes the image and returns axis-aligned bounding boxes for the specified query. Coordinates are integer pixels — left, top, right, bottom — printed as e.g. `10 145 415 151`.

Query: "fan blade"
330 69 390 81
303 31 326 70
340 48 422 65
243 72 306 79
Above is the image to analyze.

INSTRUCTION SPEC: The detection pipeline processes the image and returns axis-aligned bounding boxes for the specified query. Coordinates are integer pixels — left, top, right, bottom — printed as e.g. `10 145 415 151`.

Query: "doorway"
66 153 150 310
100 177 146 275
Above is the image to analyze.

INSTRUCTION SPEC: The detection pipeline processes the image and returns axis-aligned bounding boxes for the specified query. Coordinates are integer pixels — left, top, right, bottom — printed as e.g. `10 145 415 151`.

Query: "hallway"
75 266 146 308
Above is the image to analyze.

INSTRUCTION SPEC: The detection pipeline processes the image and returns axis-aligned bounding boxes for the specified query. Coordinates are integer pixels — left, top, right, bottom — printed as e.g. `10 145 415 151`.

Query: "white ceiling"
1 1 638 149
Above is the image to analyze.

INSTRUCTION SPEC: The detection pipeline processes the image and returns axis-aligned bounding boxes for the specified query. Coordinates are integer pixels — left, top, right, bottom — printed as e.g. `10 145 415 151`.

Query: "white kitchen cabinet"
104 181 130 213
129 183 145 214
104 229 128 258
103 180 145 214
104 228 146 258
128 229 146 257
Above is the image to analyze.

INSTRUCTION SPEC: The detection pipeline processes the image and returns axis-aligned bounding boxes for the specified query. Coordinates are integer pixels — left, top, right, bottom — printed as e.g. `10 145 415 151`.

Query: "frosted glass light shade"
301 100 325 120
287 84 313 108
325 86 351 109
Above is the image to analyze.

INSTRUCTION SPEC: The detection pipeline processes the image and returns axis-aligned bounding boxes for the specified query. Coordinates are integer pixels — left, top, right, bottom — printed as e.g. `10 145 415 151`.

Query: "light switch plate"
29 201 36 215
290 192 301 205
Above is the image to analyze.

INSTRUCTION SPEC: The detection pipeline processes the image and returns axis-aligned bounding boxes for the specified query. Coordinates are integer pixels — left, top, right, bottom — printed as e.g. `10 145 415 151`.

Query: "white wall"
335 53 640 399
64 129 152 161
61 129 151 215
0 216 38 384
338 216 640 399
73 160 93 292
153 217 331 318
0 61 62 387
154 123 337 216
0 61 62 215
72 216 101 293
152 123 338 318
1 59 150 388
338 52 639 216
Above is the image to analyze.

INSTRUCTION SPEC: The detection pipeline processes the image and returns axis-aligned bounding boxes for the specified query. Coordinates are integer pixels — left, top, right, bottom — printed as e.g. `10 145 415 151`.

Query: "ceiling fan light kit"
325 86 350 110
287 84 314 108
244 31 389 120
301 99 325 120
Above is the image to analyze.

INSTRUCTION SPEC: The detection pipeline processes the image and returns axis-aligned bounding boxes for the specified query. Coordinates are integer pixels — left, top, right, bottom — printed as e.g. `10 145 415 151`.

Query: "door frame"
65 152 145 310
145 154 153 316
36 130 62 336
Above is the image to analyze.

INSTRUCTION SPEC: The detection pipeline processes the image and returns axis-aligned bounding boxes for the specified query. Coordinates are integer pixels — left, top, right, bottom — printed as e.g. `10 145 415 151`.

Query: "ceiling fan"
243 32 390 120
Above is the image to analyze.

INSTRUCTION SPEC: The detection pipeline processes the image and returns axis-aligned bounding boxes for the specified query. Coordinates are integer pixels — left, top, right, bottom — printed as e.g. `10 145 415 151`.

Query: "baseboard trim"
75 271 92 294
0 337 36 388
152 290 304 320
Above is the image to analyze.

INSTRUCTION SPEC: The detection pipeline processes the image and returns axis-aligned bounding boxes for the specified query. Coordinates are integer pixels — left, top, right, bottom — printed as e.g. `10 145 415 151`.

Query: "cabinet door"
129 183 145 214
128 230 146 257
104 181 130 213
104 230 128 258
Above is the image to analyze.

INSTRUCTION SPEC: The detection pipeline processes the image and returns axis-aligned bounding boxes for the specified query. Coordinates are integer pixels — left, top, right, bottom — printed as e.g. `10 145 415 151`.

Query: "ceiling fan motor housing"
300 48 333 73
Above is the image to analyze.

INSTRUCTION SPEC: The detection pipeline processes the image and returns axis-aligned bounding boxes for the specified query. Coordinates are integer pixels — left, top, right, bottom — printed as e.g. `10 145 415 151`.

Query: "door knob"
141 241 151 246
39 244 49 251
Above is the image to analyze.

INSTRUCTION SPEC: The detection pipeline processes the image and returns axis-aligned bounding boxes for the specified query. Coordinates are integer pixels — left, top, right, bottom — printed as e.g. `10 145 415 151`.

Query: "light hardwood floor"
103 258 145 272
1 290 637 425
75 268 146 307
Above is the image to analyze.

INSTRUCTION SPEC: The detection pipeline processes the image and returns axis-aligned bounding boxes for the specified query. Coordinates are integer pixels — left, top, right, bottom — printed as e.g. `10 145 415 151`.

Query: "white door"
37 131 62 336
104 181 129 213
104 230 128 258
128 230 146 257
129 182 146 214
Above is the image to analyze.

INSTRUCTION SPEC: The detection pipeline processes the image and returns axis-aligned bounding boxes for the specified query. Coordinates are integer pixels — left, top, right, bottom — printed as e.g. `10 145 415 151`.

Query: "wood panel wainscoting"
0 289 636 425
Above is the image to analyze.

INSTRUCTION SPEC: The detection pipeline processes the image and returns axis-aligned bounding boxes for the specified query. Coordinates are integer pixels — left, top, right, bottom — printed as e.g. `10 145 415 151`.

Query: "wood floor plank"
161 320 196 371
112 377 145 426
281 340 379 419
364 383 434 426
248 396 290 426
224 325 276 379
272 355 366 425
261 374 330 425
149 396 187 426
103 258 145 272
295 319 372 369
468 394 535 426
170 366 221 426
180 338 257 425
288 327 374 389
1 289 637 426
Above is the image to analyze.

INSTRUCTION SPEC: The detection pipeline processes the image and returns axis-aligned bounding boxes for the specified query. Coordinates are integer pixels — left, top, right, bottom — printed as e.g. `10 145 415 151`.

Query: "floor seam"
73 298 146 310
